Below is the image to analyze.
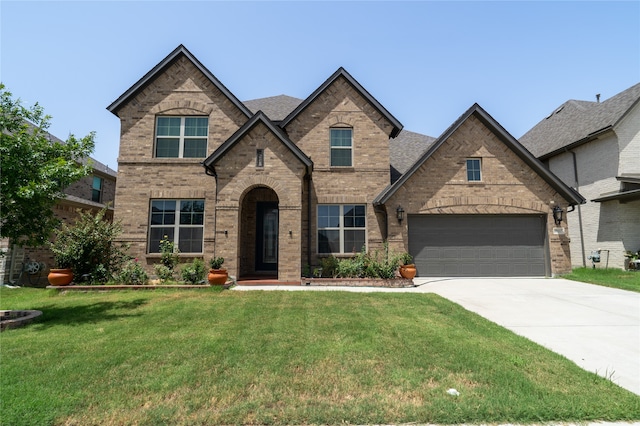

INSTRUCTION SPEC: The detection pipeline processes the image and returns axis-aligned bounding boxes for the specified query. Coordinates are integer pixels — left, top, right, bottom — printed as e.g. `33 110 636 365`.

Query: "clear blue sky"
2 1 639 171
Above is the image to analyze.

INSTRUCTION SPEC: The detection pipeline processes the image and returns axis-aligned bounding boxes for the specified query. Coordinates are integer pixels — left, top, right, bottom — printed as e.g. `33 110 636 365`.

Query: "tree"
0 84 96 247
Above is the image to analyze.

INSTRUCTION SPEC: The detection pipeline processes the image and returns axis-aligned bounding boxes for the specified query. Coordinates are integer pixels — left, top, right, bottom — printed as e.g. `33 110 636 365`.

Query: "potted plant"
47 246 75 286
208 256 228 285
624 250 639 270
398 252 416 279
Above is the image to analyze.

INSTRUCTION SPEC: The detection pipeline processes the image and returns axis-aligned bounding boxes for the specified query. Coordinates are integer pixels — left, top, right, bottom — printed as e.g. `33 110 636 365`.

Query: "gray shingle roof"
389 130 437 183
520 82 640 158
244 95 303 121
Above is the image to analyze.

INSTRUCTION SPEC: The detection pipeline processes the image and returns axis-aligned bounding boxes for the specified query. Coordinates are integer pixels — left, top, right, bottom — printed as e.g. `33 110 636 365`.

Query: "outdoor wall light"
552 205 563 226
396 205 405 223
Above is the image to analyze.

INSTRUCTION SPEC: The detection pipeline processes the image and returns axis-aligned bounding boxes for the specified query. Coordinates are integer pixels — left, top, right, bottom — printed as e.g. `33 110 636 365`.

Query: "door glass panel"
263 208 278 264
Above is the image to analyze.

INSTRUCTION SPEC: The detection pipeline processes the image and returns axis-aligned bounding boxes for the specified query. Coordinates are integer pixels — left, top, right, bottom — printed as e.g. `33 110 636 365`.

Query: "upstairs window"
91 176 103 203
318 204 366 254
466 158 482 181
149 199 205 253
155 116 208 158
330 128 353 167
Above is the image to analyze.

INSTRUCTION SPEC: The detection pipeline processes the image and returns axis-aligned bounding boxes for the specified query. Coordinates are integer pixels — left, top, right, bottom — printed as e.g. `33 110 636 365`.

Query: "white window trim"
317 204 367 254
155 116 208 158
148 199 205 254
330 128 354 167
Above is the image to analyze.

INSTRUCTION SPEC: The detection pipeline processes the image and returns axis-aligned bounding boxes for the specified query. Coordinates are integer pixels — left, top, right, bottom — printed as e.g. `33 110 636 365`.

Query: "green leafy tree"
0 84 95 247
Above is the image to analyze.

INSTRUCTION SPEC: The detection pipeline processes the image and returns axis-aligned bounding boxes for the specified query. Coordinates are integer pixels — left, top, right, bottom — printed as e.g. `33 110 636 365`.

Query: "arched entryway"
238 186 279 280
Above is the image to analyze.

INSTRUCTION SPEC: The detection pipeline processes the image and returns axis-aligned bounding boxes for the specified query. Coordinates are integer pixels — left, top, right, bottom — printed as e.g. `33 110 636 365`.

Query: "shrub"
154 264 174 283
158 236 179 270
182 258 206 284
118 259 148 285
49 207 129 283
320 256 339 278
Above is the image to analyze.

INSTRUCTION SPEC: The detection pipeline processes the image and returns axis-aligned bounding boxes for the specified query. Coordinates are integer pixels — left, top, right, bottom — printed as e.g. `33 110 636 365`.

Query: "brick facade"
109 46 581 282
384 115 573 275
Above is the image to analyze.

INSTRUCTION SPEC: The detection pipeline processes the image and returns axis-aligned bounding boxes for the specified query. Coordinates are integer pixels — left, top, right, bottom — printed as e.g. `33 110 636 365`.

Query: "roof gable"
279 67 403 138
520 82 640 158
107 45 252 118
202 111 312 175
375 103 585 206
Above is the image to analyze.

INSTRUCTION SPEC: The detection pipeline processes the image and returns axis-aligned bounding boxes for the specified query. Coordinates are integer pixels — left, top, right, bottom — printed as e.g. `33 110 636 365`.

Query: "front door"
256 202 278 271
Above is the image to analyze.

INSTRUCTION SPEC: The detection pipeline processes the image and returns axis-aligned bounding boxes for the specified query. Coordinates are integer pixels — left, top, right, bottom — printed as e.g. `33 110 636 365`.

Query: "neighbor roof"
279 67 403 138
107 45 253 119
375 103 586 206
520 82 640 159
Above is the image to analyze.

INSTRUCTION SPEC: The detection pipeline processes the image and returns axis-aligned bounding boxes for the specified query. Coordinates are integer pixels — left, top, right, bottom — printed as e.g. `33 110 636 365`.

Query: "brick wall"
285 76 395 266
385 114 573 276
113 56 248 271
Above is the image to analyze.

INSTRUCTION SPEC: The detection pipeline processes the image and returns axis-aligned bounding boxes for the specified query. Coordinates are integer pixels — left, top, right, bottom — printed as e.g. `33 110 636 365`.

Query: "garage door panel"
408 215 547 277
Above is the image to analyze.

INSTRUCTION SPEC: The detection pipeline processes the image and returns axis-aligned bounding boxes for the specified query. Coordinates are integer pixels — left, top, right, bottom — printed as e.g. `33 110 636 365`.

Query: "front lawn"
562 267 640 293
1 288 638 425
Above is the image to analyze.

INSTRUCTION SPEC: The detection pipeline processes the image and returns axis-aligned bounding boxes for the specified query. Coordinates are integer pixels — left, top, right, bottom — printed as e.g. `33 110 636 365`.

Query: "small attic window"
256 149 264 168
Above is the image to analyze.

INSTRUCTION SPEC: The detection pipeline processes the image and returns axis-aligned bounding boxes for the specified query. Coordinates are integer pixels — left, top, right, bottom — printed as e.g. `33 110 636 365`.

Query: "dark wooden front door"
256 202 278 271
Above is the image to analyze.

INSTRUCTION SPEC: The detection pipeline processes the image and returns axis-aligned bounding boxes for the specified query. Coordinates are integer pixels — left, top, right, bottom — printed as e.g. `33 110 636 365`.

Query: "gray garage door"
408 215 547 277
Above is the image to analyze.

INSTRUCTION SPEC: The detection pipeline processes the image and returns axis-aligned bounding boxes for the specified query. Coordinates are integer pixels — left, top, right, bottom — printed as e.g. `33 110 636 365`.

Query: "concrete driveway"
417 277 640 396
234 277 640 395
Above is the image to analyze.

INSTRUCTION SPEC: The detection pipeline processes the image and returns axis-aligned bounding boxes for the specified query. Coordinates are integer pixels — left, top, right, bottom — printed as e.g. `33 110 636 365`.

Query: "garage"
408 215 547 277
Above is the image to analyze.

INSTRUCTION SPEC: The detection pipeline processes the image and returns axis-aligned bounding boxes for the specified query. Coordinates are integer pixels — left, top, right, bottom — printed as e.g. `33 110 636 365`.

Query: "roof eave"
280 67 403 138
107 45 252 118
375 103 586 206
537 126 614 161
202 111 312 173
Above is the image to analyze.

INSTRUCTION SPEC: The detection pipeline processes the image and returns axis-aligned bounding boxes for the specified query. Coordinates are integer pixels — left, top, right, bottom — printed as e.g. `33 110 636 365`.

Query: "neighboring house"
0 128 117 286
520 83 640 270
107 45 583 282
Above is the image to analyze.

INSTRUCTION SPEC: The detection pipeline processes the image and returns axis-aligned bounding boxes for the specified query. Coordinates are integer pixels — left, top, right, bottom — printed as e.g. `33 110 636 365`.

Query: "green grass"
562 267 640 292
1 288 639 425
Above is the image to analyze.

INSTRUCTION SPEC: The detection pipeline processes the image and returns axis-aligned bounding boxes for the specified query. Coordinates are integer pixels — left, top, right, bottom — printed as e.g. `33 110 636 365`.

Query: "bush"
182 258 206 284
154 264 174 283
319 244 403 279
49 207 129 283
118 259 148 285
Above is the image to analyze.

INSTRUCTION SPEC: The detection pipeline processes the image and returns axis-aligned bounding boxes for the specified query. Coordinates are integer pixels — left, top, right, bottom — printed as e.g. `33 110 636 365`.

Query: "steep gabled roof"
520 82 640 159
374 103 585 206
107 45 252 118
202 111 312 176
279 67 403 138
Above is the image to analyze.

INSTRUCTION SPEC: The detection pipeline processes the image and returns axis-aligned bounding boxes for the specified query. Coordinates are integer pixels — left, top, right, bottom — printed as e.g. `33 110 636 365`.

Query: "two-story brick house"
521 83 640 270
108 45 584 282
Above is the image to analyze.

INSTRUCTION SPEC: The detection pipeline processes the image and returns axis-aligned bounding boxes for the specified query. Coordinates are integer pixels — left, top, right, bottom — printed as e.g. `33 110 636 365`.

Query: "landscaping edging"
46 283 233 291
303 277 415 288
1 310 43 332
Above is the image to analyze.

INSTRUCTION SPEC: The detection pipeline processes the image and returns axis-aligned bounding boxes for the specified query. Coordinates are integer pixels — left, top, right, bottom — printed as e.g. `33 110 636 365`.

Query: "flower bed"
1 310 43 331
303 277 415 288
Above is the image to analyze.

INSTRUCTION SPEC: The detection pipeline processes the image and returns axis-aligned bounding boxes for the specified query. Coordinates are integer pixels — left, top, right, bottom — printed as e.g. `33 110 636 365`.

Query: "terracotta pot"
399 264 416 280
208 269 228 285
48 268 74 286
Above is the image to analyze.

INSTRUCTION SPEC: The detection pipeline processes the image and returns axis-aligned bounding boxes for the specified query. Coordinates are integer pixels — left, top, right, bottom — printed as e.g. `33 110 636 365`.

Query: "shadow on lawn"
32 299 148 329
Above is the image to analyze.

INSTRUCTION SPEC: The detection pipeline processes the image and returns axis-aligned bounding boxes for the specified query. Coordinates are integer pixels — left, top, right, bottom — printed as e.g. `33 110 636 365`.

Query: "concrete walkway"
233 277 640 396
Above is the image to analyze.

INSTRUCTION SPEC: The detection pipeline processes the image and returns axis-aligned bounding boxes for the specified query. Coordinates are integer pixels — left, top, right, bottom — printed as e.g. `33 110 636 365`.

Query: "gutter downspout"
567 150 586 267
306 173 312 269
204 164 219 257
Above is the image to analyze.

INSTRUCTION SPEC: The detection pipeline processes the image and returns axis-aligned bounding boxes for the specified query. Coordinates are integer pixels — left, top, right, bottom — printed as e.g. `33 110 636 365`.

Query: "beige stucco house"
521 83 640 270
107 45 583 282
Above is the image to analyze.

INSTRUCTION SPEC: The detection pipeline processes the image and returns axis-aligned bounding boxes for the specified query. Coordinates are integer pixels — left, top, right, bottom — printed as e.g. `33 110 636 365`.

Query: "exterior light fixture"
552 205 563 226
396 205 405 223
